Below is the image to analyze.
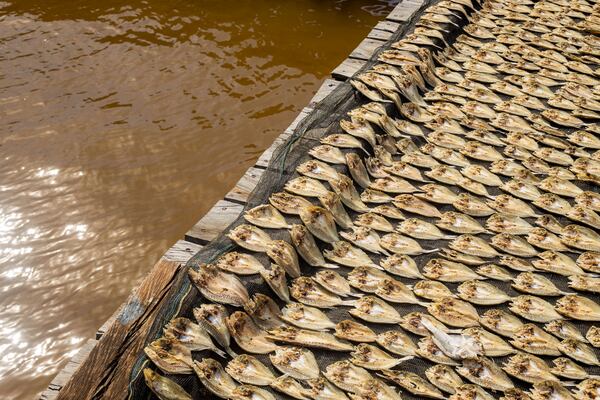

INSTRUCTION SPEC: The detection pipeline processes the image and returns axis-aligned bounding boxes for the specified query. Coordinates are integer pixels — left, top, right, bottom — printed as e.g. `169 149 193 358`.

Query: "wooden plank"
331 58 366 81
349 37 386 60
185 200 244 244
367 28 394 41
308 79 342 108
374 20 401 33
55 259 183 400
225 167 265 203
387 0 423 22
255 107 313 169
163 240 204 263
40 339 98 400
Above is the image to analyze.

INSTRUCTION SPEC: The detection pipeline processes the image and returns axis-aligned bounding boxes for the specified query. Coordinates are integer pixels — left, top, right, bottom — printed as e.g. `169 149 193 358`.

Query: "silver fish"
163 317 226 357
194 304 235 357
354 212 395 232
400 311 453 336
290 224 337 269
529 380 577 400
346 153 371 189
417 335 461 366
393 194 442 217
266 240 300 278
545 320 587 343
533 251 584 276
285 177 329 198
424 258 485 283
323 360 372 393
513 272 570 296
578 252 600 273
437 211 488 234
527 228 570 252
299 206 339 243
533 193 572 215
449 234 500 258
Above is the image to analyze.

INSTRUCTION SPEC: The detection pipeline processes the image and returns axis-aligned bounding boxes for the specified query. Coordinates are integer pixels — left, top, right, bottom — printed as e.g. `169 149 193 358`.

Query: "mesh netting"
125 0 600 398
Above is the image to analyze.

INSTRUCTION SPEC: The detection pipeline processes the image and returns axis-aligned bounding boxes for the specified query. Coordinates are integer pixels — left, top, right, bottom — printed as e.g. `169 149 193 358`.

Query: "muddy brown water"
0 1 397 398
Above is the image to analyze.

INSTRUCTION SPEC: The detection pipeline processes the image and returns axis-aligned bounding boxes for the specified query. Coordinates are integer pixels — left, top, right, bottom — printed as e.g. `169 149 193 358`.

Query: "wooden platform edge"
41 1 426 398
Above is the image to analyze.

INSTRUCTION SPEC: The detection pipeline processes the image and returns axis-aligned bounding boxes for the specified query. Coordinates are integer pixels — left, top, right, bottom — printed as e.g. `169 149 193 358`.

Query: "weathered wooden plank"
374 20 401 33
40 339 98 400
55 260 182 400
387 0 423 22
331 58 366 81
308 79 342 108
163 240 204 263
255 107 313 169
185 200 244 244
349 37 386 60
367 28 394 41
225 167 265 203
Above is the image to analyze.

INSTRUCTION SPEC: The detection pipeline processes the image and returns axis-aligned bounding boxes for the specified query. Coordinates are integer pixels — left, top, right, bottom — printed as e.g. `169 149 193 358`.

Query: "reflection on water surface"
0 0 396 397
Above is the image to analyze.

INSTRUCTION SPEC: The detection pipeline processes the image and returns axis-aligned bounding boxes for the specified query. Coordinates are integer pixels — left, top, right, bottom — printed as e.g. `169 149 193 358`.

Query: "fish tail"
321 263 340 269
422 247 440 254
225 347 238 358
340 299 357 307
213 347 228 359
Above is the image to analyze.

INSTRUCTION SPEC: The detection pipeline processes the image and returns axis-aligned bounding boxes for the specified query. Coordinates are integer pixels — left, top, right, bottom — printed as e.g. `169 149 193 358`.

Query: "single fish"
349 295 401 324
193 358 238 398
510 295 564 323
227 224 272 252
226 355 276 386
480 309 524 337
457 280 512 305
189 264 249 307
376 330 417 356
259 264 290 303
510 323 562 356
335 320 376 343
267 326 353 351
144 338 194 375
227 311 278 354
281 303 335 331
144 368 192 400
456 356 514 392
423 258 485 283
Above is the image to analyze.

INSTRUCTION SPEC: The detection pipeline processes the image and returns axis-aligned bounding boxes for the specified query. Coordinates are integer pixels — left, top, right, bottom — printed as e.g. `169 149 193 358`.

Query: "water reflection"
0 1 396 398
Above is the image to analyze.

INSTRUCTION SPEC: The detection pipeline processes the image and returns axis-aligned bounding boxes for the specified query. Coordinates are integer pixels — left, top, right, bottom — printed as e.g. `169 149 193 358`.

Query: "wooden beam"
331 58 366 81
163 240 204 263
224 167 265 203
367 28 394 41
185 200 244 244
308 79 342 108
386 0 423 22
55 259 183 400
349 38 386 60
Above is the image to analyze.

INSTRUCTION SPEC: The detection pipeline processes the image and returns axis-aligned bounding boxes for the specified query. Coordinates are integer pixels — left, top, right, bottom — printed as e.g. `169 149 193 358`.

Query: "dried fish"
259 264 290 303
586 327 600 348
381 232 436 255
487 213 533 235
400 312 452 336
578 252 600 273
319 192 353 230
510 295 564 323
267 326 353 351
454 194 495 217
309 145 346 165
335 320 376 343
423 258 484 283
417 335 461 365
361 189 393 204
437 211 487 234
266 240 300 278
189 265 249 307
144 368 192 400
561 225 600 252
476 264 513 281
324 241 378 269
575 191 600 212
533 193 572 215
529 380 576 400
458 280 511 305
492 234 538 257
451 384 495 400
370 205 405 221
397 218 455 240
428 297 480 328
145 338 194 375
544 320 586 344
556 295 600 321
323 360 372 393
194 304 235 357
227 311 278 354
270 346 320 380
380 370 445 399
285 177 329 198
349 295 401 324
193 358 238 398
551 357 591 381
376 330 417 357
347 266 390 293
305 377 348 400
291 277 354 309
228 224 272 252
330 175 370 212
480 309 523 338
449 234 500 258
510 323 561 356
163 317 225 357
299 206 340 243
215 252 264 275
558 339 600 366
573 379 600 400
351 343 412 370
281 303 334 331
226 355 276 386
270 192 313 215
457 356 514 391
417 184 460 204
244 294 284 331
426 364 464 394
502 353 558 384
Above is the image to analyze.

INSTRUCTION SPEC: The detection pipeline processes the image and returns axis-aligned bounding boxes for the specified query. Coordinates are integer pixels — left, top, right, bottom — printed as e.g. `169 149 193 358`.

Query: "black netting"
124 0 600 398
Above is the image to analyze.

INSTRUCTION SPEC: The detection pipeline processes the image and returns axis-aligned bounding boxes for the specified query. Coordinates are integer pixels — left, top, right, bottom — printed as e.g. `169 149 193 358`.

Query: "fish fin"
340 299 357 307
